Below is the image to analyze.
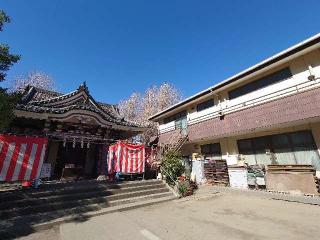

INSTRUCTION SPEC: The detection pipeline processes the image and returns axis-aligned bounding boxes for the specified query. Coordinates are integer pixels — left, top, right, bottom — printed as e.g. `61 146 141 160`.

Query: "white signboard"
191 160 206 184
228 168 248 189
40 163 52 178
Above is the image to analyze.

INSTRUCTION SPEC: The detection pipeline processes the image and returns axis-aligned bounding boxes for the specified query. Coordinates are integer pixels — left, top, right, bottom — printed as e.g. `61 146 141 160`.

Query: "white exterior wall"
220 138 239 165
159 121 175 133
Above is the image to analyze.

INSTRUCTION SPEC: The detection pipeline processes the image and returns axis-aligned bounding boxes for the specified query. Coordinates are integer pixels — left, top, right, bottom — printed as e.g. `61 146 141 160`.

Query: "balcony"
159 77 320 144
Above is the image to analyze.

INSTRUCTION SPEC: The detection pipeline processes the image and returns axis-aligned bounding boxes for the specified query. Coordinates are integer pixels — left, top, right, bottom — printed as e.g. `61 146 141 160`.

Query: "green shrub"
161 149 185 186
177 180 190 197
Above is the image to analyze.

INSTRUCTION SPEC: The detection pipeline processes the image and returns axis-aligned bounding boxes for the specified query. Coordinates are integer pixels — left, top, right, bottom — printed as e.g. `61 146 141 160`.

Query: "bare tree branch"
10 71 56 92
118 82 182 143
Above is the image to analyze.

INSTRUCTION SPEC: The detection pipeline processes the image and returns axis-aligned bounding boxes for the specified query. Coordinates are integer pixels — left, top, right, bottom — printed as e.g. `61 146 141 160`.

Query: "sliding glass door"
272 134 296 165
289 131 320 169
237 130 320 170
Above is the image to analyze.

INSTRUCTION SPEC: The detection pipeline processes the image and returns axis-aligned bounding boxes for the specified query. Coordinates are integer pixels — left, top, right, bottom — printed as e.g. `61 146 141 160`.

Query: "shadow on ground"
0 180 121 239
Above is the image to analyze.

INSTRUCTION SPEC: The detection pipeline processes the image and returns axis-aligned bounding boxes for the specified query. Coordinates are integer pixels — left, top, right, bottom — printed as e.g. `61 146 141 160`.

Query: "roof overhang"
14 109 147 132
149 33 320 121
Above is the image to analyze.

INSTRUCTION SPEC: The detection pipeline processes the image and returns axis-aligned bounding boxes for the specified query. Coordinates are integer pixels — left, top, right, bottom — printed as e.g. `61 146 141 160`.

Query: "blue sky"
1 1 320 104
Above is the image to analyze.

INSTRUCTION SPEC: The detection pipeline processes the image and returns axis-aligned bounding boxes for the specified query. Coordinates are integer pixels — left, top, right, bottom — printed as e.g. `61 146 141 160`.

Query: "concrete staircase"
0 179 176 237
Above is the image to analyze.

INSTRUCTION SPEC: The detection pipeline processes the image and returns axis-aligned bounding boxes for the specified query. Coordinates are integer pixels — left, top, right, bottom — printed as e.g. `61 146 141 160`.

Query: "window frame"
163 110 187 124
200 143 222 157
196 99 215 112
228 67 293 100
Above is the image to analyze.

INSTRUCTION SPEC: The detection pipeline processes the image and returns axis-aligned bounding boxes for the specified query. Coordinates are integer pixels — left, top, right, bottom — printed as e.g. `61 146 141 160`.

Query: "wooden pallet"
204 160 229 186
267 164 315 174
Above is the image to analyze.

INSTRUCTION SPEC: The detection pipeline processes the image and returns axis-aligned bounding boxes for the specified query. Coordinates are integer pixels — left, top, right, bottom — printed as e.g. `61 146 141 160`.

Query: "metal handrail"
160 165 178 186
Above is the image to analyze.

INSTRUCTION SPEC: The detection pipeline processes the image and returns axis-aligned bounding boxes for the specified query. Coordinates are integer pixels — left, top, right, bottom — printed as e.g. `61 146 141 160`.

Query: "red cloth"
22 181 32 187
0 135 48 181
108 141 147 174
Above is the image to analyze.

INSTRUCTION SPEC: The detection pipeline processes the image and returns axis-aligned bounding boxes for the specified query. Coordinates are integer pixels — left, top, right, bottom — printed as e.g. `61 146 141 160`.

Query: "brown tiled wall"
159 129 180 144
159 87 320 144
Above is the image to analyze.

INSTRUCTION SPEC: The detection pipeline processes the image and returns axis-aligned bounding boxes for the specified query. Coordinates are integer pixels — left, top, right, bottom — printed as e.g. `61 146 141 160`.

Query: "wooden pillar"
98 144 109 175
84 145 96 177
46 140 59 177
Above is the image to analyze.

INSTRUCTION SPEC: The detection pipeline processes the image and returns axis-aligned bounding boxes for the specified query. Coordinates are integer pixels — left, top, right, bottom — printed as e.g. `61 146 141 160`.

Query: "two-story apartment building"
149 33 320 176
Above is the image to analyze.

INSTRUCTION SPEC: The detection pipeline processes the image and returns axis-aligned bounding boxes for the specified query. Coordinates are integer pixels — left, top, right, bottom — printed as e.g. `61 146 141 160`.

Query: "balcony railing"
160 77 320 134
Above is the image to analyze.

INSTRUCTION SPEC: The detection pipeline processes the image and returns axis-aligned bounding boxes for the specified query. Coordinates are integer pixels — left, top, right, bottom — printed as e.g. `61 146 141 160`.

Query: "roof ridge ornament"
78 81 89 92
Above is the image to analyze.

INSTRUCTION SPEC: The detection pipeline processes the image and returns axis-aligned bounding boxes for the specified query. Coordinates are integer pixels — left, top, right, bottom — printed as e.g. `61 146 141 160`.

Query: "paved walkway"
16 185 320 240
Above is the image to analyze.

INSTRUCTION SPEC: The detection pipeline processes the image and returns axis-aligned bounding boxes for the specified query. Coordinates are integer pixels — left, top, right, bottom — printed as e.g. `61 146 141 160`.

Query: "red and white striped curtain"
108 141 146 174
0 135 48 181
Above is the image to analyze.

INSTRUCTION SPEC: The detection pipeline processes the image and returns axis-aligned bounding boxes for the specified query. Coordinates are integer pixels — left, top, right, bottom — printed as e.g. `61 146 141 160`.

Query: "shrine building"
9 82 146 179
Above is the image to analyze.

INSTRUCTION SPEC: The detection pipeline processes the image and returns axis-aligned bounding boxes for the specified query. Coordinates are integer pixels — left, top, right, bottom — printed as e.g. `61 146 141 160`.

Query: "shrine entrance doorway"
53 142 99 180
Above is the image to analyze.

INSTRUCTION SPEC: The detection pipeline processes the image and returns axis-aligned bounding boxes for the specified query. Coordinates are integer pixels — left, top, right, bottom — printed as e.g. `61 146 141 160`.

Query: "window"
201 143 221 157
163 111 187 124
237 131 320 169
196 99 215 112
163 110 187 130
228 67 292 100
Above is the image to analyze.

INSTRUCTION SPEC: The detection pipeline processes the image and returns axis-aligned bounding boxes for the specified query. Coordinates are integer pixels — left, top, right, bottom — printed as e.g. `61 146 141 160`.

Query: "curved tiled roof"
20 86 62 104
17 84 143 128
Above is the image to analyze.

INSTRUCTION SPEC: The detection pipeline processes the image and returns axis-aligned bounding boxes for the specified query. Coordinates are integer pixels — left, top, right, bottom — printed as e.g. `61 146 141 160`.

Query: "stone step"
0 179 163 202
0 179 177 239
39 179 164 191
0 187 170 219
0 193 177 239
0 182 166 210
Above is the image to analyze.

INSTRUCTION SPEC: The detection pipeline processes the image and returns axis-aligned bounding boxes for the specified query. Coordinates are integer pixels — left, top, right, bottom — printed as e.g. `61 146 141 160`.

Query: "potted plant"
177 180 190 197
